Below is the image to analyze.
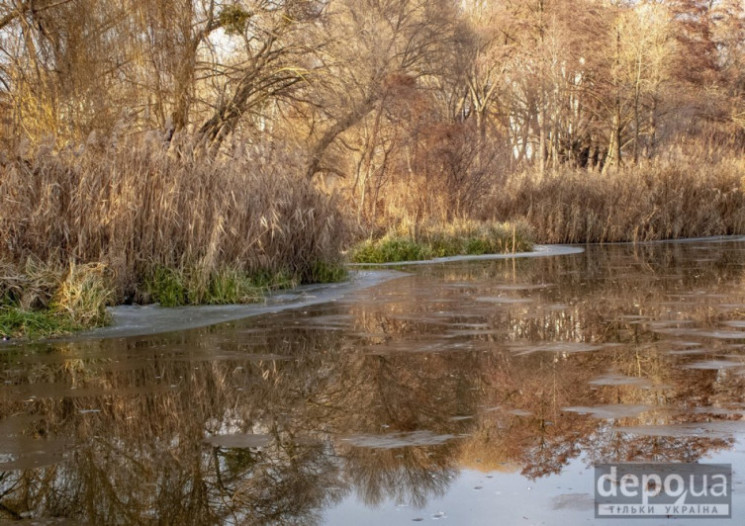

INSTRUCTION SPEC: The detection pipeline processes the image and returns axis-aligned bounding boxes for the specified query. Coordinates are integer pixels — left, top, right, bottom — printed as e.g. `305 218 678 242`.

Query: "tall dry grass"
489 160 745 244
0 135 347 308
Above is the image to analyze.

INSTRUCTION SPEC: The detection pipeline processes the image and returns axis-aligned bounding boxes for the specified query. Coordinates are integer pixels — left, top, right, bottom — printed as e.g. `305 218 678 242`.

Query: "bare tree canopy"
2 0 745 225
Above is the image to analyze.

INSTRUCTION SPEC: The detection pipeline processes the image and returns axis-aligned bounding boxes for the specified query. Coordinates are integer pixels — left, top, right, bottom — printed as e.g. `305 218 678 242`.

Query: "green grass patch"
307 260 349 283
204 268 297 305
147 266 247 307
207 269 265 305
0 306 82 339
351 220 534 263
350 238 433 264
0 258 351 339
144 265 330 307
145 266 190 307
0 261 112 340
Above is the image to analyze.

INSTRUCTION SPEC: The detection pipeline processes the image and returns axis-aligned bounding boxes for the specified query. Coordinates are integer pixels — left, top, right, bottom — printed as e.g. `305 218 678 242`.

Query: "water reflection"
3 241 745 523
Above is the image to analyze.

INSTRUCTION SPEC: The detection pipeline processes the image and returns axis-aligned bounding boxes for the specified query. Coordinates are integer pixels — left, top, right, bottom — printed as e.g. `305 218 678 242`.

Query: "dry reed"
489 160 745 244
0 134 347 310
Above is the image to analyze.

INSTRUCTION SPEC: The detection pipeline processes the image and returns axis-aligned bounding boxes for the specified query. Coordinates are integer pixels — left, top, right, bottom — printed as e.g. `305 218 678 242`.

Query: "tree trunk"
648 97 658 159
305 94 379 180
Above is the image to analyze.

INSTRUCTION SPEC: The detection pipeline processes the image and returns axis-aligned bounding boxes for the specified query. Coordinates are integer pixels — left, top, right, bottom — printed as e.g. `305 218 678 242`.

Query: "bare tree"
302 0 457 180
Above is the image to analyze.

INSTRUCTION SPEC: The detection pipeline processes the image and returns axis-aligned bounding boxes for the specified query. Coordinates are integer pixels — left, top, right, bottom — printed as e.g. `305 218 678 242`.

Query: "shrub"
51 263 112 326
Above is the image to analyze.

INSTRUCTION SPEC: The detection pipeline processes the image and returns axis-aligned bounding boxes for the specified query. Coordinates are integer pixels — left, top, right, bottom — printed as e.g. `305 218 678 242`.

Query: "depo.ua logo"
594 463 731 518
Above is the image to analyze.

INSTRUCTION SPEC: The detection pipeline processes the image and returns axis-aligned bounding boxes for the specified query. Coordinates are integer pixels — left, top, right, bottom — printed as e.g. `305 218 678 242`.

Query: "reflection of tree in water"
3 243 745 521
373 243 745 479
0 330 350 524
340 446 455 508
317 349 482 507
215 429 345 525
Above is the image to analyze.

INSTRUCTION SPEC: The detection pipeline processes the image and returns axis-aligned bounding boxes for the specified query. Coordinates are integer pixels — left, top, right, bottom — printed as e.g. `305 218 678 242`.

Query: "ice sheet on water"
204 433 272 448
563 404 652 419
682 360 745 370
340 430 460 449
552 493 595 511
493 284 553 291
588 374 652 387
475 296 533 304
510 342 605 355
614 421 745 438
347 244 585 267
67 270 405 340
654 327 745 340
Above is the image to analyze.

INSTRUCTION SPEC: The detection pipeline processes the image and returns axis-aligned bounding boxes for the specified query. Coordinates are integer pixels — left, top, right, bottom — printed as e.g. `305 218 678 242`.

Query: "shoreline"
8 235 745 344
65 244 585 341
58 269 407 342
347 244 585 267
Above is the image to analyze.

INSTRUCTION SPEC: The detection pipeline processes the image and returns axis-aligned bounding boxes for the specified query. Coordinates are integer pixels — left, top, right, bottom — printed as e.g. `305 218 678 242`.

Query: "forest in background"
3 0 745 332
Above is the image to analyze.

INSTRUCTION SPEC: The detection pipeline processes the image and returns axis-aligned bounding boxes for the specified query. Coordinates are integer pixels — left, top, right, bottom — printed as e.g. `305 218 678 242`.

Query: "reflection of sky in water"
326 441 745 526
4 239 745 523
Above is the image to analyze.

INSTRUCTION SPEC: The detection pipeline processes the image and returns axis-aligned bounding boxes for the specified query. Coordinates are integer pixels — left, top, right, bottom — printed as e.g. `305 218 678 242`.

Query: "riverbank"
2 244 588 343
0 141 347 339
67 269 406 341
6 142 745 341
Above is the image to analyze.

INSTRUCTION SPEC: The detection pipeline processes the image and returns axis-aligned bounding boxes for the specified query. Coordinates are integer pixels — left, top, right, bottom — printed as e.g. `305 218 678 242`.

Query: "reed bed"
0 136 347 333
490 161 745 244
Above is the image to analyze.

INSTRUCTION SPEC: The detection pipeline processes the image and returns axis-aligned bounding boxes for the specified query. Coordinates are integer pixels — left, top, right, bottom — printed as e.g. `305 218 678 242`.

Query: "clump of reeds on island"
0 135 347 338
350 218 534 263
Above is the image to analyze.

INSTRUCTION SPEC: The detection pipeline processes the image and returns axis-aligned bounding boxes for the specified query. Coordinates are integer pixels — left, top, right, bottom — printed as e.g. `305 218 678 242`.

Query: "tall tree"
301 0 457 180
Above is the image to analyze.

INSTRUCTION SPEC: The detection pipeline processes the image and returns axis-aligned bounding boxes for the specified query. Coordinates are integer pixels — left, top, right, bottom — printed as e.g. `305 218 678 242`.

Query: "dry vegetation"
3 0 745 334
3 137 345 286
491 160 745 244
0 137 346 335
